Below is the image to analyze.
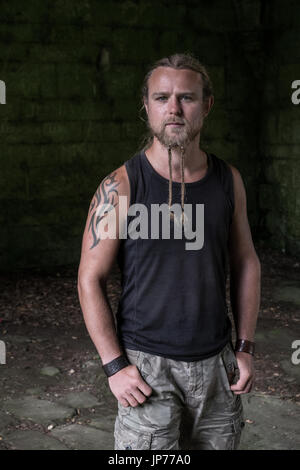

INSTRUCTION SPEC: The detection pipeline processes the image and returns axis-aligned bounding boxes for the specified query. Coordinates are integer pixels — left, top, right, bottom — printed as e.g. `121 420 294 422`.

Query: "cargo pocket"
218 413 244 450
198 413 245 450
230 412 245 450
220 343 240 388
114 416 152 450
117 399 132 419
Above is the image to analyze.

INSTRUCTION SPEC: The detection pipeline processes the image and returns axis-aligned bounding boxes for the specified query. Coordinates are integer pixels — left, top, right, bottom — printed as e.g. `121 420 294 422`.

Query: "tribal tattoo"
88 172 120 249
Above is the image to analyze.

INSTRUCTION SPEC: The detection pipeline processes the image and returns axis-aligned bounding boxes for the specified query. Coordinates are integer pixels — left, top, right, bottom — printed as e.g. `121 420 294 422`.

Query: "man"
77 53 261 450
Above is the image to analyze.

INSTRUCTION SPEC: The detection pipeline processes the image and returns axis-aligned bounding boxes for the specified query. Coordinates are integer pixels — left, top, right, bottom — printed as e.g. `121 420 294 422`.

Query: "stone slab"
255 327 297 350
273 283 300 306
81 360 100 369
40 366 60 377
2 335 31 344
50 423 113 450
25 387 45 395
4 430 68 450
0 410 18 432
280 359 300 382
88 414 116 433
2 397 75 425
240 393 300 450
58 391 100 409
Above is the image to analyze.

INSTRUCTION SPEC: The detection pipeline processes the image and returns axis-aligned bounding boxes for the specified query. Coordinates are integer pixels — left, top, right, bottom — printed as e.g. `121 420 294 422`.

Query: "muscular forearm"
78 277 123 364
230 254 261 342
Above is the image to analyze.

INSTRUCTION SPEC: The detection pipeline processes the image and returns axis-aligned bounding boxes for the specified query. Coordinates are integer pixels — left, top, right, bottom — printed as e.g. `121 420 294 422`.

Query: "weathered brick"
259 184 276 210
139 2 186 29
266 158 299 188
205 139 239 164
277 109 300 144
121 121 144 140
103 65 144 99
0 121 43 144
272 30 300 64
0 23 45 43
111 97 141 121
0 144 41 171
111 28 157 64
19 100 111 122
292 120 300 143
203 108 231 141
7 196 86 229
225 78 256 110
261 114 278 144
47 24 84 44
264 0 295 29
0 0 48 23
186 1 235 32
0 43 30 62
88 0 139 27
56 64 97 99
41 121 84 143
81 121 121 142
47 0 93 25
81 26 112 45
28 43 100 64
264 143 300 160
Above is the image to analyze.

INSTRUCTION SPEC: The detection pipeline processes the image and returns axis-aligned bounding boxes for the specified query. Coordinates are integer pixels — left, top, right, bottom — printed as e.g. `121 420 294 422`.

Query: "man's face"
144 67 213 149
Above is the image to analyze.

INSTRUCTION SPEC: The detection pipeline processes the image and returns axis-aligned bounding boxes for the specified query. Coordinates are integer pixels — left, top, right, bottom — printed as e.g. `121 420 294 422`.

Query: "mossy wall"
0 0 299 271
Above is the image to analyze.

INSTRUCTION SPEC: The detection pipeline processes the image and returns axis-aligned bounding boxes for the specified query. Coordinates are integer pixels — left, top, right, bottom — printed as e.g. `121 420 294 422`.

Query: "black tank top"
116 150 234 361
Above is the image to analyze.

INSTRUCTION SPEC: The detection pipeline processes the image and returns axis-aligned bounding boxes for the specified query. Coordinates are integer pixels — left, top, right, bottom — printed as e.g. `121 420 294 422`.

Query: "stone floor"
0 276 299 450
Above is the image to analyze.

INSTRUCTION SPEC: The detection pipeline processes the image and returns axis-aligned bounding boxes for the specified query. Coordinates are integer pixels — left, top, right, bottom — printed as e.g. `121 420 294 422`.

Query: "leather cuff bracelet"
235 339 255 356
102 355 130 378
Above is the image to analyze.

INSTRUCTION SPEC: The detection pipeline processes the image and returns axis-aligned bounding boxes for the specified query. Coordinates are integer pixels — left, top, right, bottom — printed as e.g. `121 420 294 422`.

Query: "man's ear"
143 98 148 116
203 95 214 118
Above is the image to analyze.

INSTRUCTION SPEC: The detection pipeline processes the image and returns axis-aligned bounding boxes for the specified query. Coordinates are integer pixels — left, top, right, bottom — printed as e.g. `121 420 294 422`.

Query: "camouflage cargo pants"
114 342 245 450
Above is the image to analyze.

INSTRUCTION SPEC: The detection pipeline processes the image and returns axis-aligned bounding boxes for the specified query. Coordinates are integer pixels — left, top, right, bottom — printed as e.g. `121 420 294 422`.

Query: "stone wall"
0 0 299 271
259 2 300 254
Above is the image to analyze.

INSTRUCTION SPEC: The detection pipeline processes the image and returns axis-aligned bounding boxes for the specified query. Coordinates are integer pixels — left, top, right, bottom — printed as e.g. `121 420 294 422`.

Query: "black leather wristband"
102 355 130 378
235 339 255 356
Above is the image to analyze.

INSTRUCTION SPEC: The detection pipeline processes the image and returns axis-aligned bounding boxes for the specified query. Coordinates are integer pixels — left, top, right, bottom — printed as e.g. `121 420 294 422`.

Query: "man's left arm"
227 165 261 394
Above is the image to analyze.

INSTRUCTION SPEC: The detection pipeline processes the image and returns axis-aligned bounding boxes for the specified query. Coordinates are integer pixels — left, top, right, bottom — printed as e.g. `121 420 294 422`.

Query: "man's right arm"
77 165 152 407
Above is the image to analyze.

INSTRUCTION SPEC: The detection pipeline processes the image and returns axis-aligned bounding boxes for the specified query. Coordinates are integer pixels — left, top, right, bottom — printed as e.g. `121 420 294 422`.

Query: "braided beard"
168 146 188 226
147 117 202 227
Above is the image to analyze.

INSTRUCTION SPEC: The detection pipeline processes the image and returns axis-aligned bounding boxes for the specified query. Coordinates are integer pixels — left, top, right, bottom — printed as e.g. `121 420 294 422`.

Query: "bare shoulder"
227 163 247 215
87 163 130 236
227 163 258 260
87 163 129 215
89 164 129 204
227 163 245 188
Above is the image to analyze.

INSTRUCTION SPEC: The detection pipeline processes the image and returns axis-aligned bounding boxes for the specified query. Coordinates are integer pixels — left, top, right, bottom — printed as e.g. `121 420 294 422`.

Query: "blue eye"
157 96 167 101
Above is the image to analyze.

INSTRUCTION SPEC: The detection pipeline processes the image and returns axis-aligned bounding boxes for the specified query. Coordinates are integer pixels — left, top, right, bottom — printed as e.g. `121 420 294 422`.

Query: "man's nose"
168 96 182 115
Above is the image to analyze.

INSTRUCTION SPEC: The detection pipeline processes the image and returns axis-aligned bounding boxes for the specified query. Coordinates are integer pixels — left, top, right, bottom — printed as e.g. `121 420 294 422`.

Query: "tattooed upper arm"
88 171 121 250
78 166 130 280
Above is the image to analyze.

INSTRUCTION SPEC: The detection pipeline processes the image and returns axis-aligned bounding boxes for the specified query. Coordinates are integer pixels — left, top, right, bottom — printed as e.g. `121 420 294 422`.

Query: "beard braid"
180 146 185 212
168 146 186 226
